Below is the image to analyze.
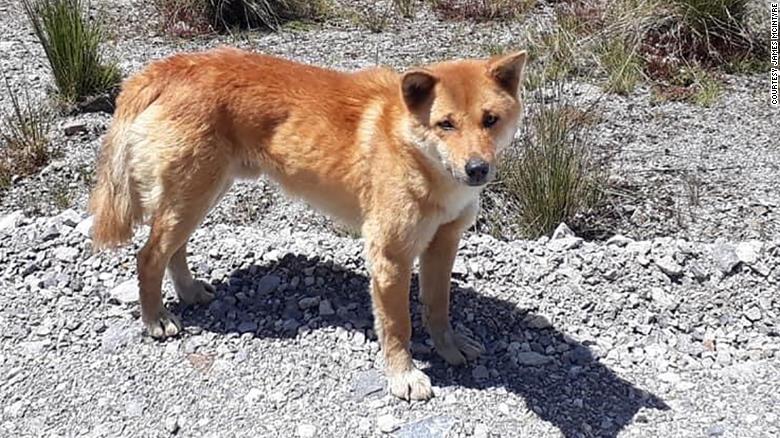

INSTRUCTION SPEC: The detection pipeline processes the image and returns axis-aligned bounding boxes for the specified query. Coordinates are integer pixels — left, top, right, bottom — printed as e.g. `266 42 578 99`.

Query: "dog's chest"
436 186 480 225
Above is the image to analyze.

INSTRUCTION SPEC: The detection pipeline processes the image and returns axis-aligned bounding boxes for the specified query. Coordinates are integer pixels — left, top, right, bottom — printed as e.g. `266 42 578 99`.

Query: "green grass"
393 0 415 18
489 86 603 238
22 0 120 104
599 37 642 95
0 77 52 189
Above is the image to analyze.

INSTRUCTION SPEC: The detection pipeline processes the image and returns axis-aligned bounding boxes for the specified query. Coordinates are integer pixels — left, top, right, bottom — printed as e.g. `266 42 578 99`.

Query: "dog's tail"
88 73 164 250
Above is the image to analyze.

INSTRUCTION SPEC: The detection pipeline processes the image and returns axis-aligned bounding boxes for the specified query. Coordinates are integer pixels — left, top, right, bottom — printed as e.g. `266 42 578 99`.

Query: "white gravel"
1 0 778 437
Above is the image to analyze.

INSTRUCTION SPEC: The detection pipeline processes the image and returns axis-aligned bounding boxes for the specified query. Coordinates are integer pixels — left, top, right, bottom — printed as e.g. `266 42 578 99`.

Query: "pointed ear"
401 69 438 110
488 51 528 96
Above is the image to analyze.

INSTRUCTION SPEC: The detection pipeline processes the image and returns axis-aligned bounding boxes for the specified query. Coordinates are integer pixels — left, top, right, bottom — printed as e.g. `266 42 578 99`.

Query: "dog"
88 47 527 400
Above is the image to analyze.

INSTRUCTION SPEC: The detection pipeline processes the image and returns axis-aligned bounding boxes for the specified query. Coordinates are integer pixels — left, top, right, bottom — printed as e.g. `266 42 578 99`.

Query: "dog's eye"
483 114 499 128
437 119 456 131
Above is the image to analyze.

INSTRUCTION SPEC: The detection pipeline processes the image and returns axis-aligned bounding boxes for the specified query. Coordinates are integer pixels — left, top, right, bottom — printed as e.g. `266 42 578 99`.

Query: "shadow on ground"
173 253 667 438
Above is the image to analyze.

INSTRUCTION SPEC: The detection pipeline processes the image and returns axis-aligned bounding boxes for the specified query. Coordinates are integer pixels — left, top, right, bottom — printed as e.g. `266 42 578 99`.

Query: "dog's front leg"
366 238 433 401
420 204 485 365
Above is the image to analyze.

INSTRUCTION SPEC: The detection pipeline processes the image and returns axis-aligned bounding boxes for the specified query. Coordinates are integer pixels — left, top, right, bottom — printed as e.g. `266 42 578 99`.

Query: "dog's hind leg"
167 180 232 305
168 244 215 305
137 149 230 338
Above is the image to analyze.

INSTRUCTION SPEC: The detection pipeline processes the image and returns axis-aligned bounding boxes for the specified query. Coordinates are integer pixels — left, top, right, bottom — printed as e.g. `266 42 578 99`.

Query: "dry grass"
0 78 52 190
430 0 535 21
154 0 332 34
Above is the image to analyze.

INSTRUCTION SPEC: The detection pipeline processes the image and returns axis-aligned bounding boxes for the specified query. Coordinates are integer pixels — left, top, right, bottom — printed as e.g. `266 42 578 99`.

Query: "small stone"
551 222 575 239
712 242 740 274
352 369 384 400
707 424 725 436
606 234 633 247
473 424 489 438
165 417 180 434
512 351 553 366
658 371 680 384
377 414 399 433
256 274 280 295
41 225 60 241
54 246 79 263
63 121 88 136
56 209 82 227
101 321 141 353
298 296 320 310
650 288 674 308
547 237 583 251
319 299 335 316
76 216 94 237
4 400 24 418
110 279 139 304
237 321 257 334
744 306 762 322
395 416 456 438
452 258 468 276
735 241 761 265
296 424 317 438
626 240 652 255
655 256 683 278
525 314 552 330
0 210 24 231
472 365 489 380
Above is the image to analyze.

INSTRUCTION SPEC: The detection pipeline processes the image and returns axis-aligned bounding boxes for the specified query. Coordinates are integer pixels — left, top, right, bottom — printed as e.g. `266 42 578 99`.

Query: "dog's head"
400 51 527 187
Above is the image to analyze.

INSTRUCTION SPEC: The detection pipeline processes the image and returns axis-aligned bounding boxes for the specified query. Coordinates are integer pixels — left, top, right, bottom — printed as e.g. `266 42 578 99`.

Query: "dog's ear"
401 69 438 111
488 51 528 96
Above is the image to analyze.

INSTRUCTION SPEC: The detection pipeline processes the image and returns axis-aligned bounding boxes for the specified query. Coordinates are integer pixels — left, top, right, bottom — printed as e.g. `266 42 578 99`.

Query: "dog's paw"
176 280 216 305
387 368 434 401
144 308 182 339
432 329 485 366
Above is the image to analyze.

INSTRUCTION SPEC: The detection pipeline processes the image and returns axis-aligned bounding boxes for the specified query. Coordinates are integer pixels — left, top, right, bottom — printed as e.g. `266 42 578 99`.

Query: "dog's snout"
464 158 490 186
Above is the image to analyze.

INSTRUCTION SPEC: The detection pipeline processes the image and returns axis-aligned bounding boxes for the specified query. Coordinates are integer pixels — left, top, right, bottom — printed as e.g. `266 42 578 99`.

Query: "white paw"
387 367 433 401
143 308 182 339
432 329 485 365
176 280 215 305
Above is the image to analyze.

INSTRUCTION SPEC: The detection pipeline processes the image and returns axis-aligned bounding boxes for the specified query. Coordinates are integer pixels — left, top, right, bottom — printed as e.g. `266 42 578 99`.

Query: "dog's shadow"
173 253 667 437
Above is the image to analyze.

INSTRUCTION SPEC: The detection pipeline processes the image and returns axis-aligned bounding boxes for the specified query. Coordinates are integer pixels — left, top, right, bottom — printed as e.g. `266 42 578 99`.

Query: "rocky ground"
1 0 778 437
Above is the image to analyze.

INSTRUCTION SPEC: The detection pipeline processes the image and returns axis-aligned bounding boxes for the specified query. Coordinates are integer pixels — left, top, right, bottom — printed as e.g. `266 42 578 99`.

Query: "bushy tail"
88 73 165 250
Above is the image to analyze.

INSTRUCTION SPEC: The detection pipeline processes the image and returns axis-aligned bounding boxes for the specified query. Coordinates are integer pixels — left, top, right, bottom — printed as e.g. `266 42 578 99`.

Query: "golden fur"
89 47 527 400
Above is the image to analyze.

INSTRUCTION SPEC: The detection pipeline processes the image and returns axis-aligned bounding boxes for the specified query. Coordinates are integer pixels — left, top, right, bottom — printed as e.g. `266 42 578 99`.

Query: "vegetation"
154 0 331 34
484 85 604 239
430 0 535 21
0 78 52 190
21 0 120 104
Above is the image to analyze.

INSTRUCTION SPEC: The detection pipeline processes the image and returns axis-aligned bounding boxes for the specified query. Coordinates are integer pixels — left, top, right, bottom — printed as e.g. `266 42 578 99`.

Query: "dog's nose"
464 158 490 186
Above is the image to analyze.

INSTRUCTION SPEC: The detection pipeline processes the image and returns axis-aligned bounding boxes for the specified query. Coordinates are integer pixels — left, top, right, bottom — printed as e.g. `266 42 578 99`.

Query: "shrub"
153 0 212 36
0 78 52 189
431 0 535 22
483 85 604 239
599 37 642 95
394 0 416 18
22 0 120 104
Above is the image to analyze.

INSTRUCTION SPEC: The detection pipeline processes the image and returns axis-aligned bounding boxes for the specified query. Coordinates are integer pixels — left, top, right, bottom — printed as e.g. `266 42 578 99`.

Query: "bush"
0 78 52 189
431 0 535 21
483 85 604 239
599 37 642 95
155 0 331 33
22 0 120 104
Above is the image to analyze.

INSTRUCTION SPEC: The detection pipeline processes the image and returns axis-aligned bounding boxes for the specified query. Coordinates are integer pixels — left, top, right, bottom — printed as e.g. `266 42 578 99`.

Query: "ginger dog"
89 47 527 400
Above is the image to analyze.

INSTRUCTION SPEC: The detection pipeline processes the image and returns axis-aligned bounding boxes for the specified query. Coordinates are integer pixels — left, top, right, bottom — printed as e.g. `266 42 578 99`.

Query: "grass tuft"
22 0 120 104
484 85 604 239
0 77 52 190
599 37 642 95
431 0 535 22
